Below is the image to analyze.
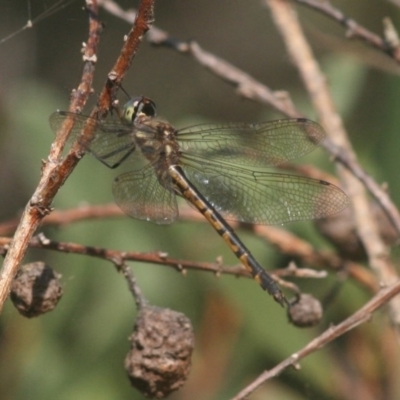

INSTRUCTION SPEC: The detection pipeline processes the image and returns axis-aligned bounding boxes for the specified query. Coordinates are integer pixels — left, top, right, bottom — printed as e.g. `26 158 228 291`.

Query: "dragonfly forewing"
177 119 325 168
49 111 135 168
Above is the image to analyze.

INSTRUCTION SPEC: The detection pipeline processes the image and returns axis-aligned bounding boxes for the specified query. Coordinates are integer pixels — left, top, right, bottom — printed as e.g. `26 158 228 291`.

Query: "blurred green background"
1 1 400 399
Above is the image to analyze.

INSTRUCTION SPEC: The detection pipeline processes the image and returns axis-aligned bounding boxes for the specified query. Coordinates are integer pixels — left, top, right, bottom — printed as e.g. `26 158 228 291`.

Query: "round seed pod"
287 293 323 328
125 305 194 398
10 261 63 318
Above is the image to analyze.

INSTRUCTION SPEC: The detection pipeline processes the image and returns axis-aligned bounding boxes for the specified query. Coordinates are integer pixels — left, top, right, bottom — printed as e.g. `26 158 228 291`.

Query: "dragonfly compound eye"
122 96 157 124
137 97 156 118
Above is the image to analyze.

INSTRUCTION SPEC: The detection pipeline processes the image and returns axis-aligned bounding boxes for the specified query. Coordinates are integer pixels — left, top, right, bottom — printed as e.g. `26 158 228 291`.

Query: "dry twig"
0 0 155 313
0 231 336 291
265 0 400 328
231 278 400 399
294 0 400 62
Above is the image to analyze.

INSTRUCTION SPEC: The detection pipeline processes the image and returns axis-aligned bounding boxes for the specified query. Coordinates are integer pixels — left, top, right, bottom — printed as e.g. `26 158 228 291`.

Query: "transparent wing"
49 111 135 168
177 119 324 168
112 163 178 224
177 118 348 224
182 157 348 225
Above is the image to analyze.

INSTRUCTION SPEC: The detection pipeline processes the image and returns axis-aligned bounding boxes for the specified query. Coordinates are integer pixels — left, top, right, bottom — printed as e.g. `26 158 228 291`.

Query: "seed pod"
287 293 323 328
125 305 194 398
10 262 63 318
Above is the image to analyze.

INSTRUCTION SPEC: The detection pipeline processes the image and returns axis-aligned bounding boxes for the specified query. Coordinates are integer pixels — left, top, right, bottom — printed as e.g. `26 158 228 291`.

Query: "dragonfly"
50 97 349 307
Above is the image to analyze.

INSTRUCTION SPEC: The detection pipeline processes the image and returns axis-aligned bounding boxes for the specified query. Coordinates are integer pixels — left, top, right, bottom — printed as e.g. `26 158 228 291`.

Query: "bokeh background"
1 1 400 399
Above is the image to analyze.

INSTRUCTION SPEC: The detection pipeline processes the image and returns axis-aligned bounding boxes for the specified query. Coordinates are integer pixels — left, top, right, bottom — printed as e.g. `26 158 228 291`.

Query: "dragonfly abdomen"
168 165 286 306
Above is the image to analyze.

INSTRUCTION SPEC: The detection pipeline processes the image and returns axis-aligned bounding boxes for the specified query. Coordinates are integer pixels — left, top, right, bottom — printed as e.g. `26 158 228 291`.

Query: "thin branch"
321 142 400 237
95 0 155 114
231 278 400 399
0 201 378 293
0 203 125 236
113 259 148 309
0 234 297 285
294 0 400 63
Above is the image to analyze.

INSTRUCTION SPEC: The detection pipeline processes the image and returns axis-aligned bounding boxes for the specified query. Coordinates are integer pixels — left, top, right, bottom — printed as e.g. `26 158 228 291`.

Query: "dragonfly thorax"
133 118 181 171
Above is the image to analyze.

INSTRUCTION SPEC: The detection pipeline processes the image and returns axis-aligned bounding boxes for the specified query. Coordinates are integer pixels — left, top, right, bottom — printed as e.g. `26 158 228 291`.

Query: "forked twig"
0 0 155 313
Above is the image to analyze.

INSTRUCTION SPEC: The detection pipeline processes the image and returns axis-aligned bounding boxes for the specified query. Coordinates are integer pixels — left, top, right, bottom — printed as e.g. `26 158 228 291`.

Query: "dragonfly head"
122 96 157 125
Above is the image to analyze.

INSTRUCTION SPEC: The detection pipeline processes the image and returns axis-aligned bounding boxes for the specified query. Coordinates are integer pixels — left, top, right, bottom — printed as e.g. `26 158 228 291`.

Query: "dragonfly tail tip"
273 291 288 308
